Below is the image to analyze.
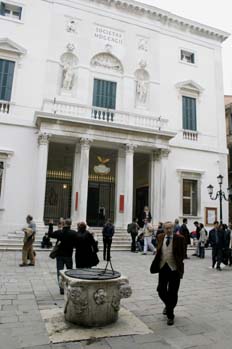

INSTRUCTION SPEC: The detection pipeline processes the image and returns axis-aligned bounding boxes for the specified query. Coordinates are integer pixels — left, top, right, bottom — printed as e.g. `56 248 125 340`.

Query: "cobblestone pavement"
0 250 232 349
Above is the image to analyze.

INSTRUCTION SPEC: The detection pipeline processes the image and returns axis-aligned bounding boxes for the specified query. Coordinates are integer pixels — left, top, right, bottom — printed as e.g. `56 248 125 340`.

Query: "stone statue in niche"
136 79 148 104
135 60 150 107
62 62 74 90
60 44 78 91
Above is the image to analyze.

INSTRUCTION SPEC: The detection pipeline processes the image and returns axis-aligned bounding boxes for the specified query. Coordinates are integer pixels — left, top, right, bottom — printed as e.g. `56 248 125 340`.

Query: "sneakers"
28 263 35 266
19 263 28 267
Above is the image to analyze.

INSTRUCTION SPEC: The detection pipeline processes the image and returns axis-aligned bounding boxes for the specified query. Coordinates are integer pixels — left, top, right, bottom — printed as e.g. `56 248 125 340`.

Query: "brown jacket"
150 233 185 278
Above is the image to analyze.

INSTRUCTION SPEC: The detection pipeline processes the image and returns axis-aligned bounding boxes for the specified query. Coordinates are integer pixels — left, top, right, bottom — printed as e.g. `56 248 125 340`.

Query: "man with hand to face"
150 221 185 325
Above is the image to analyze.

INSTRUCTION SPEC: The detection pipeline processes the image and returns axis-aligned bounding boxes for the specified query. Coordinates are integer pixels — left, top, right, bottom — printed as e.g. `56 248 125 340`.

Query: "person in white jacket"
142 219 155 255
199 223 207 259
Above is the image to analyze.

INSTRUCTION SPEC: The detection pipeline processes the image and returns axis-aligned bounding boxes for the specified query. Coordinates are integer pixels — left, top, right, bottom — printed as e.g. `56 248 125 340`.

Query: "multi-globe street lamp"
207 174 232 224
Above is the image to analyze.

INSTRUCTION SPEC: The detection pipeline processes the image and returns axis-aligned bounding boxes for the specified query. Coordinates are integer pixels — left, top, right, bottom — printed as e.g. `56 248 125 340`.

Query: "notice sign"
94 25 123 45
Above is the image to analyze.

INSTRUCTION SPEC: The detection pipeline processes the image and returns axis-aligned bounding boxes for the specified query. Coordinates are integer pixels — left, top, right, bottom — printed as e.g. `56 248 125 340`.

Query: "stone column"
150 149 162 225
150 148 170 224
115 149 125 228
124 144 136 227
71 143 81 223
77 138 91 222
160 148 170 222
34 132 50 224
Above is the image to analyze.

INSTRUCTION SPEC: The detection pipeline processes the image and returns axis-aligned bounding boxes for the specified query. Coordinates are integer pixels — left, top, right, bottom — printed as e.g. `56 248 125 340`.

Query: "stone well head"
60 268 132 327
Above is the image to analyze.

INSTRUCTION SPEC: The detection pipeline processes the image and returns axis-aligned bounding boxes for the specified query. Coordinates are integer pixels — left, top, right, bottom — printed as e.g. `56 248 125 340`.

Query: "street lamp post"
207 174 232 224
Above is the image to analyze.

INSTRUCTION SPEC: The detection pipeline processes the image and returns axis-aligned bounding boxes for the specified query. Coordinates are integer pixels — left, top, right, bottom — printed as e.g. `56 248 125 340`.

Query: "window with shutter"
182 96 197 131
0 59 15 101
183 179 198 216
93 79 117 109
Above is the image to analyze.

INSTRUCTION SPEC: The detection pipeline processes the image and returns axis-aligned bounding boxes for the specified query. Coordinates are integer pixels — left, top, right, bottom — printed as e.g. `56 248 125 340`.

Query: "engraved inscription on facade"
94 25 124 46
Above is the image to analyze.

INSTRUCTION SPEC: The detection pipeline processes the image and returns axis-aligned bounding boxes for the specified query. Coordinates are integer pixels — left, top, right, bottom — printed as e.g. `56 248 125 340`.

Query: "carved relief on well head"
111 294 120 311
94 288 107 305
67 286 88 313
119 284 132 299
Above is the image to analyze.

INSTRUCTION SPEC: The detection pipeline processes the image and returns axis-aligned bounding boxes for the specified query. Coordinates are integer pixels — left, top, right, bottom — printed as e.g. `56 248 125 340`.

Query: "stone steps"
0 227 131 251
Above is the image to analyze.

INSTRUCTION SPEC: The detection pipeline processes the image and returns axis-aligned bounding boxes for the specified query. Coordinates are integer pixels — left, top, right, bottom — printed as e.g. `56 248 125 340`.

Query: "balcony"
0 100 10 114
183 130 198 141
41 99 169 133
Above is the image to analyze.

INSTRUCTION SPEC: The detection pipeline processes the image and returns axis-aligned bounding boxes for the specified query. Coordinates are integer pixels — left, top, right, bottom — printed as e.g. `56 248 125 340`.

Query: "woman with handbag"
75 222 99 268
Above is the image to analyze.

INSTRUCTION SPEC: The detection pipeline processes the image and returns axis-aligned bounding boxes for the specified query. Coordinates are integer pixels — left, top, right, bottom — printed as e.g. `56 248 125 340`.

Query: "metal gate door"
87 180 115 227
44 170 72 224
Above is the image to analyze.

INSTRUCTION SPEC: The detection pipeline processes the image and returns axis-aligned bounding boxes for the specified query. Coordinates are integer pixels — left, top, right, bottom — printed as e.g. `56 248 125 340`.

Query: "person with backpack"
127 218 140 252
102 218 115 261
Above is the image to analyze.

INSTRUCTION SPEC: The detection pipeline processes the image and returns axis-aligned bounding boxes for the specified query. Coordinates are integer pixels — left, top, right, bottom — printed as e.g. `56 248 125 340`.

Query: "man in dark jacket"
48 218 77 294
208 221 226 270
179 218 191 259
150 221 185 326
102 218 115 261
127 218 139 252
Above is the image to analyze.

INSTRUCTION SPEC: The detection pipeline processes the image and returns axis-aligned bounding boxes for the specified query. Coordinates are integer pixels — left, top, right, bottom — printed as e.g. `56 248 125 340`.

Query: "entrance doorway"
44 143 74 224
87 147 116 227
134 153 150 226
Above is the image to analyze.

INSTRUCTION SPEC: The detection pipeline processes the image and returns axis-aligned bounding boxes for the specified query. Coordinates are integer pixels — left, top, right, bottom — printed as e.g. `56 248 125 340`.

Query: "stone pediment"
176 80 204 94
0 38 26 56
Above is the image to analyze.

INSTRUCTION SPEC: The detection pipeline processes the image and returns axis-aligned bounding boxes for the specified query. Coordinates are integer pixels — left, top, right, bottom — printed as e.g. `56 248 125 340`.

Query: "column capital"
152 147 170 160
38 132 51 145
125 144 137 154
80 138 92 150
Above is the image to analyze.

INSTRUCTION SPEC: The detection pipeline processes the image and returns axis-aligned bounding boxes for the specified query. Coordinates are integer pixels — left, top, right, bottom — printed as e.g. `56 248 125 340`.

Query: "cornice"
67 0 229 43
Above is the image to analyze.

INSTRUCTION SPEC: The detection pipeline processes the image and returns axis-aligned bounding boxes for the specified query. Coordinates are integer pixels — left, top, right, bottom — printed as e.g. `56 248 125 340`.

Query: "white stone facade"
0 0 229 234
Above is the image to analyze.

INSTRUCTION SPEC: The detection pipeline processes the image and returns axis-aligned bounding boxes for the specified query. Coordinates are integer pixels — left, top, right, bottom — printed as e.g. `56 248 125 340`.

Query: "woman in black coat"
75 222 99 268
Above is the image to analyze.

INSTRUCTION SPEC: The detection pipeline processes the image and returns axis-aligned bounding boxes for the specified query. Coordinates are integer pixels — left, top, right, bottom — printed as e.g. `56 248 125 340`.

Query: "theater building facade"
0 0 229 233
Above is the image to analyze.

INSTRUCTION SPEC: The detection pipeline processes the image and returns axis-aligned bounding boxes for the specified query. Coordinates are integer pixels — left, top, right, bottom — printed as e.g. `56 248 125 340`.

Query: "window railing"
183 130 198 141
0 100 10 114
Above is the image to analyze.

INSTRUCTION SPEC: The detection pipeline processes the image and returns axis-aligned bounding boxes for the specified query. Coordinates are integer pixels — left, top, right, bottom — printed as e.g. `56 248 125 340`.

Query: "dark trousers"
157 263 181 320
212 247 222 268
56 256 73 290
131 233 137 252
199 245 205 258
103 237 112 261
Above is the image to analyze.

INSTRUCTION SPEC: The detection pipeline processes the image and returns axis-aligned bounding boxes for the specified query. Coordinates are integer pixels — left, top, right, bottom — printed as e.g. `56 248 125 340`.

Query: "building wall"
0 0 229 233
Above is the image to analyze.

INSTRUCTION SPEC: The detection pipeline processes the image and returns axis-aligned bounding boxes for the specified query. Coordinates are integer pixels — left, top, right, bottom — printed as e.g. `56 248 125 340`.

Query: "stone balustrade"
0 100 10 114
183 129 198 141
42 98 168 132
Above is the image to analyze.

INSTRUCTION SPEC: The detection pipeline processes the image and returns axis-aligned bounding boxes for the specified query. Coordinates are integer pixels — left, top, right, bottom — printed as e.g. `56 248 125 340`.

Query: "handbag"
49 241 61 259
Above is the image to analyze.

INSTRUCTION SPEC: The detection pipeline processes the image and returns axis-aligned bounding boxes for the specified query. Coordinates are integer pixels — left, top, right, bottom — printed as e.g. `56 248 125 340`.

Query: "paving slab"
0 250 232 348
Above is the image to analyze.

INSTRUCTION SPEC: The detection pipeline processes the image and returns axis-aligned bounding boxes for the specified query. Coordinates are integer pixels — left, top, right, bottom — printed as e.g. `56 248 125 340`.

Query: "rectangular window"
182 96 197 131
181 50 195 64
0 59 15 101
183 179 198 216
93 79 117 109
0 161 4 200
0 2 22 20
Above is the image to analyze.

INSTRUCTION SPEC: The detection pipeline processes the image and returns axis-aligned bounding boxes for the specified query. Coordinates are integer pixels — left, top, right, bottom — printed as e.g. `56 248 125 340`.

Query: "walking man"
127 218 139 252
179 218 191 259
150 221 185 325
102 218 115 261
208 221 226 270
48 218 77 294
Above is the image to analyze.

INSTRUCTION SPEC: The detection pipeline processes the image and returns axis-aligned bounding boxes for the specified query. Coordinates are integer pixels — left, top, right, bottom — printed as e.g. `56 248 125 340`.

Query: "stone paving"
0 250 232 349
